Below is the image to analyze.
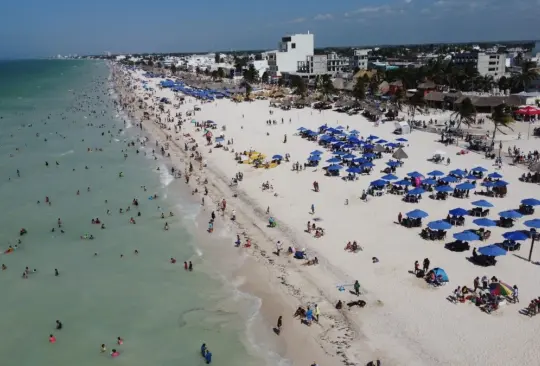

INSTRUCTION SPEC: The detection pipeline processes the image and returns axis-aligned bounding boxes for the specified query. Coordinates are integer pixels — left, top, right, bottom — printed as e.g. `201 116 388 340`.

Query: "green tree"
204 67 210 76
512 61 539 92
291 76 307 97
321 74 334 100
243 64 258 83
451 97 476 130
277 78 285 87
211 70 218 80
408 90 425 118
170 64 177 75
242 82 252 99
352 79 366 101
392 88 406 111
195 66 201 75
490 103 514 146
215 52 220 64
261 71 269 84
498 76 510 92
217 67 225 79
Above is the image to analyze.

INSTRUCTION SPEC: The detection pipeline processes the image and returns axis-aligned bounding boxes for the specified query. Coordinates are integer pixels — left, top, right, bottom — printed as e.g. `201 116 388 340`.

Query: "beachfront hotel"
267 32 315 77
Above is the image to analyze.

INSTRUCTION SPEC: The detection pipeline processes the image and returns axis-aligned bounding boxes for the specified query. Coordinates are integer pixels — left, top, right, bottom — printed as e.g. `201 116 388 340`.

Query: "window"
291 43 296 49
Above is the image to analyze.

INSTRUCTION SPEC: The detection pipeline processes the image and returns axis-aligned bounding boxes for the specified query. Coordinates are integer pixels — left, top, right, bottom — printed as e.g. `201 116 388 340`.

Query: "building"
267 32 314 77
327 52 349 73
248 60 269 78
350 49 370 70
452 52 506 80
297 55 328 75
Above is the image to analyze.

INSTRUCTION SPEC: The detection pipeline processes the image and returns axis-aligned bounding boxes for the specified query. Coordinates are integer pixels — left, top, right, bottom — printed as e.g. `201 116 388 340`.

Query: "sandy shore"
113 64 540 366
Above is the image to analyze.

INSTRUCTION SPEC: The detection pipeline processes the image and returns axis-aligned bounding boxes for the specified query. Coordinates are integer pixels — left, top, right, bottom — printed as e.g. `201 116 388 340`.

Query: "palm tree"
512 61 539 92
408 90 425 118
217 67 225 79
452 97 476 129
291 76 307 97
242 82 252 99
352 79 366 102
170 64 177 76
490 103 514 147
261 71 269 84
321 75 334 101
392 88 406 111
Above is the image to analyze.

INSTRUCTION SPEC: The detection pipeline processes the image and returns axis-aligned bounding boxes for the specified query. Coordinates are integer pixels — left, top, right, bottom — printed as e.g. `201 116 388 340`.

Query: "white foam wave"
59 149 74 156
158 164 174 187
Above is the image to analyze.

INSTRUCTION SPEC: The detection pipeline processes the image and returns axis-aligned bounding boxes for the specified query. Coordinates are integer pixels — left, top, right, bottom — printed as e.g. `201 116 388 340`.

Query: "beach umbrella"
395 179 412 186
370 179 387 187
449 169 466 177
373 144 386 153
449 208 468 216
482 181 496 188
499 210 523 219
396 138 408 142
363 144 375 150
307 155 321 161
376 139 388 144
472 199 494 208
326 157 341 163
524 219 540 229
272 155 283 160
311 150 323 155
456 182 475 190
334 151 346 156
367 135 379 140
392 148 408 160
478 245 507 257
326 164 343 171
386 161 400 167
453 231 480 241
522 198 540 206
427 170 445 177
408 187 426 195
503 231 529 241
363 153 376 158
350 129 360 135
381 173 398 181
361 162 375 168
516 106 540 115
473 218 497 227
422 178 437 185
406 209 429 219
440 176 458 183
386 143 399 148
297 127 306 131
428 220 452 230
471 166 488 172
493 180 509 187
465 174 481 180
346 167 361 174
489 282 513 296
407 171 424 178
336 125 345 130
435 185 454 193
354 157 368 164
431 268 449 282
342 154 356 160
488 172 503 179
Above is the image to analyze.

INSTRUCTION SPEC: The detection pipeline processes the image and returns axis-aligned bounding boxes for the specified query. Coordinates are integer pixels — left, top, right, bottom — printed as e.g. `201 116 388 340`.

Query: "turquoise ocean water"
0 60 266 366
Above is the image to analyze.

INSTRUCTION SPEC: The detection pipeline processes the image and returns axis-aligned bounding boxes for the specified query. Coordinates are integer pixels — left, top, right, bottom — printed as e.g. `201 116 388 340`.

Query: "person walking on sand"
311 204 315 214
422 258 430 273
276 241 282 256
473 277 480 292
513 285 519 303
398 212 403 224
414 260 419 274
276 316 282 333
354 280 360 296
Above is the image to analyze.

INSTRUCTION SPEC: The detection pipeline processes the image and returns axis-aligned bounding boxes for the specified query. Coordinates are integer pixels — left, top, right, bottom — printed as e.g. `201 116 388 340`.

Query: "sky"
0 0 538 58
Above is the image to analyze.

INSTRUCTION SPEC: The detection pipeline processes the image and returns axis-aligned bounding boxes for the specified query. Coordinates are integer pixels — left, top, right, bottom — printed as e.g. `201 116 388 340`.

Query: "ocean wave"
58 149 74 156
158 164 174 187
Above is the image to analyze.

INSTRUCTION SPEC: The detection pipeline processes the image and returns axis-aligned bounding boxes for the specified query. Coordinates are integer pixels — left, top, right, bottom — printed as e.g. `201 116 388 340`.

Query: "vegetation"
352 79 366 101
452 97 476 129
291 76 307 97
320 75 335 100
490 104 514 145
217 67 225 79
243 64 258 83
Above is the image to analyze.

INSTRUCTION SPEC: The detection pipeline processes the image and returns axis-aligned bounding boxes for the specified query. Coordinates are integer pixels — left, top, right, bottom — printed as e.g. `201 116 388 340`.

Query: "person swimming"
55 268 59 276
2 264 6 270
56 320 62 329
189 261 193 271
111 349 119 357
101 344 107 353
117 337 123 345
49 334 56 343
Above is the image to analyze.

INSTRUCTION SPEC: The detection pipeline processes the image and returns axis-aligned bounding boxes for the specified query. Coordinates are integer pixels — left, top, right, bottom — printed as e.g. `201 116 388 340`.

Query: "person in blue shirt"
205 350 212 364
200 343 207 357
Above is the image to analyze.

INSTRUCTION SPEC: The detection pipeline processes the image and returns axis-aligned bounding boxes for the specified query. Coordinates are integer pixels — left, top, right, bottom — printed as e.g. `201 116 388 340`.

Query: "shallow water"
0 60 264 366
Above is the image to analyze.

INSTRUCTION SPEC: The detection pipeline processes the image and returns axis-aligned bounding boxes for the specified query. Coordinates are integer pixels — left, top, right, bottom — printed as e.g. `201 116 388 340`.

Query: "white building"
249 60 269 78
297 55 328 75
327 52 349 73
452 52 506 80
350 49 371 70
268 32 314 77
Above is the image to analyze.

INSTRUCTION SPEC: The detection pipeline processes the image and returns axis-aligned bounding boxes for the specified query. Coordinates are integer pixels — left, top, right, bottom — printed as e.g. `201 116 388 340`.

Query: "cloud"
405 0 412 3
288 17 306 24
313 13 333 21
420 8 431 13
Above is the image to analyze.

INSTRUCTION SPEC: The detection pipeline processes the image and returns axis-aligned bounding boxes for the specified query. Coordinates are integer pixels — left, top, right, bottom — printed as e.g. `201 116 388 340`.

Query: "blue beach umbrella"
346 167 361 174
493 180 509 187
386 161 400 167
473 218 497 227
449 169 466 177
427 170 445 177
395 179 412 186
297 127 306 131
334 151 346 156
440 176 459 183
407 171 424 178
350 129 360 135
272 154 283 160
499 210 523 219
370 179 387 187
449 208 468 216
456 182 475 190
422 178 437 185
363 153 376 159
307 155 321 161
524 219 540 229
503 231 529 241
472 200 494 208
367 135 379 140
453 231 480 241
465 174 480 180
326 164 343 171
376 139 388 144
361 162 375 168
406 209 429 218
396 138 408 142
522 198 540 206
408 187 426 195
311 150 323 155
342 154 356 160
382 174 398 181
428 220 452 230
435 185 453 193
326 157 341 163
482 181 496 188
488 172 503 179
478 245 507 257
471 166 488 172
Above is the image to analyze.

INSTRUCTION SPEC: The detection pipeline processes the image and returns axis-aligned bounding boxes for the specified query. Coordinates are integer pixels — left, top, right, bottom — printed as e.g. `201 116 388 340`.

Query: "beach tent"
394 121 410 134
431 267 449 282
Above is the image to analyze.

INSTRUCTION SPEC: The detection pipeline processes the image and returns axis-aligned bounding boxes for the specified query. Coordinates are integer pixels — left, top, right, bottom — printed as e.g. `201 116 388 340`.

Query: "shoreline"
111 65 350 365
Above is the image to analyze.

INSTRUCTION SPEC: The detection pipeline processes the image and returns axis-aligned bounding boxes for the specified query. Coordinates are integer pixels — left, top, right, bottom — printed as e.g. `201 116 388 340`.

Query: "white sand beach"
115 65 540 366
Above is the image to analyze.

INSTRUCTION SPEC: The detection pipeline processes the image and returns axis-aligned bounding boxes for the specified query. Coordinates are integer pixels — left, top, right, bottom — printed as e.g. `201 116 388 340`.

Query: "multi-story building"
267 32 314 77
452 52 506 80
297 55 328 75
327 52 349 73
350 49 371 70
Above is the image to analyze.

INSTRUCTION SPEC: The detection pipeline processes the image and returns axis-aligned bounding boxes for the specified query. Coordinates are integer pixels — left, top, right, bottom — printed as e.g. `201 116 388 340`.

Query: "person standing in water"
188 261 193 271
276 316 283 334
56 320 62 329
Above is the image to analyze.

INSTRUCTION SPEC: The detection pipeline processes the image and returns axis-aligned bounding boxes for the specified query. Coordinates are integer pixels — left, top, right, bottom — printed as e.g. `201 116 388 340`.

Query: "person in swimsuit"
49 334 56 343
56 320 62 329
101 344 107 353
117 337 123 345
